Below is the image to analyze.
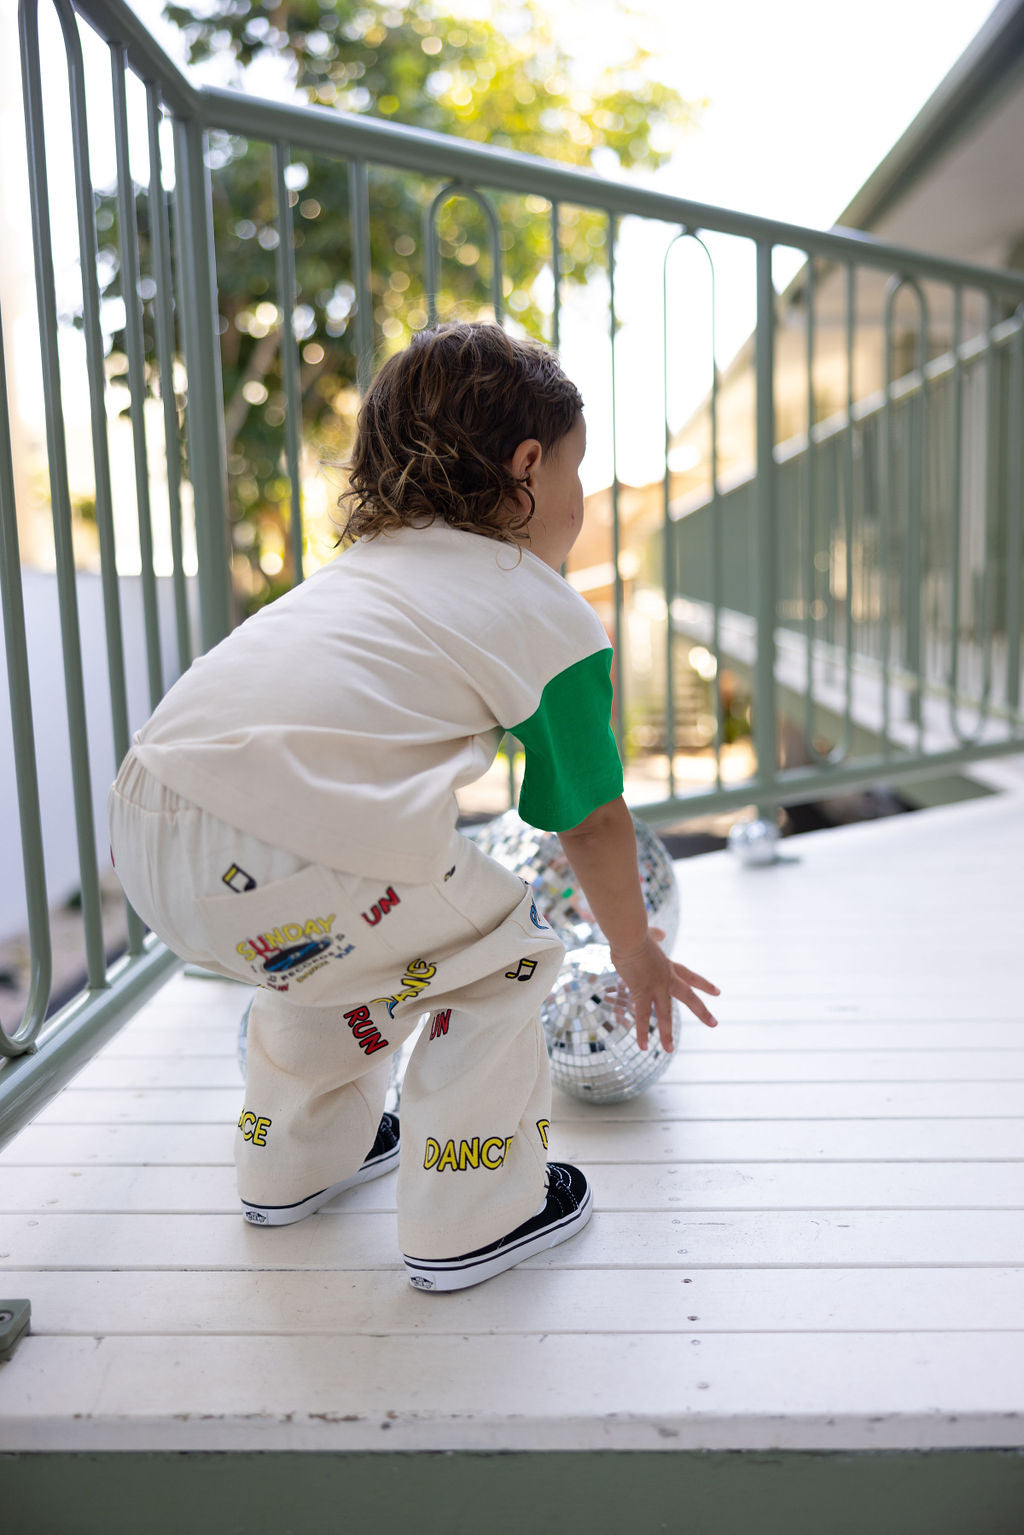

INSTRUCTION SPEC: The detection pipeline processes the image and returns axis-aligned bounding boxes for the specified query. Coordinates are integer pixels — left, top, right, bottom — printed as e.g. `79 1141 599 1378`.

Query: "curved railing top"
63 0 199 117
69 0 1024 299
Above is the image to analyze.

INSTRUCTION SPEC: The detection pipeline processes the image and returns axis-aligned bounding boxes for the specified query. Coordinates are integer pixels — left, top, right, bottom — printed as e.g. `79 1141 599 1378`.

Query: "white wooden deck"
1 787 1022 1455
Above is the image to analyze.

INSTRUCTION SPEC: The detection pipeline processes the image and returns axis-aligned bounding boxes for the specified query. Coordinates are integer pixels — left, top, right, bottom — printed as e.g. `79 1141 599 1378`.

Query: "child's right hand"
608 931 720 1052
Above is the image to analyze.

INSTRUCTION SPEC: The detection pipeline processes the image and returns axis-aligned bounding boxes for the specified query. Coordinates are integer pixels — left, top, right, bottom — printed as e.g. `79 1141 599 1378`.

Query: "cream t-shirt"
132 523 623 883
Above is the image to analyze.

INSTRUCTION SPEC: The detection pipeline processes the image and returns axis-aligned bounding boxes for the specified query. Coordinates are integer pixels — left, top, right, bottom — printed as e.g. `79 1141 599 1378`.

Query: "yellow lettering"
296 960 328 983
481 1137 505 1170
252 1116 272 1147
458 1138 481 1171
537 1119 550 1150
238 1110 257 1142
266 927 287 949
406 959 436 980
423 1138 440 1171
313 914 335 934
437 1140 459 1172
236 941 257 962
282 923 302 942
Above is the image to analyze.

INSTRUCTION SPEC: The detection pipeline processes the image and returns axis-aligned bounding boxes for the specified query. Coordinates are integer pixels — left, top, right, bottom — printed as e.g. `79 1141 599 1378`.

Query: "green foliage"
104 2 694 605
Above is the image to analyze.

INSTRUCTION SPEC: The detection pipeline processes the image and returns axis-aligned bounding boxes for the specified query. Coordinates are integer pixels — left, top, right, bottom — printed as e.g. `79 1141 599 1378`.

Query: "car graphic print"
262 936 332 975
234 914 356 991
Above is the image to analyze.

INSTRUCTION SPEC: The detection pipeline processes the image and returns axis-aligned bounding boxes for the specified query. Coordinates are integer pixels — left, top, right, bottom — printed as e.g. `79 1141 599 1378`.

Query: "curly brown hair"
338 323 583 545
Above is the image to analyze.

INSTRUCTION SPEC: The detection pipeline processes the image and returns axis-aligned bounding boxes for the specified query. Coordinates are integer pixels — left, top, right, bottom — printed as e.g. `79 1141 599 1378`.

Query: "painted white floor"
1 787 1022 1453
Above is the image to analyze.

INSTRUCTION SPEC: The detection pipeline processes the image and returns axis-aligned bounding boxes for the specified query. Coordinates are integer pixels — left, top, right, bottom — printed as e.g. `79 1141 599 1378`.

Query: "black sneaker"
241 1111 400 1226
403 1161 593 1292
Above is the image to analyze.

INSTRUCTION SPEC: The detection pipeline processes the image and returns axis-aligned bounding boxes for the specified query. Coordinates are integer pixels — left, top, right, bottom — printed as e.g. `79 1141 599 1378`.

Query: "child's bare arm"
557 796 720 1051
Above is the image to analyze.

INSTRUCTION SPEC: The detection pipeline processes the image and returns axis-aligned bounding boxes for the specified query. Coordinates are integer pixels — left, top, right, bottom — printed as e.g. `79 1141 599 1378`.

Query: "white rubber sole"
241 1140 400 1226
403 1179 593 1292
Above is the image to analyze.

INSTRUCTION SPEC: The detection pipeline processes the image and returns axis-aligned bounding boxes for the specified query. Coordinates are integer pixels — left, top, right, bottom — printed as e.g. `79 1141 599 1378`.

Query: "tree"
114 2 695 604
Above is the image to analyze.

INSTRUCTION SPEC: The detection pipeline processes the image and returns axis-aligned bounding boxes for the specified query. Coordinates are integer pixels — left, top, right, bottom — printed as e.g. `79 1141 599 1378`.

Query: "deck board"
5 1116 1022 1164
5 1159 1023 1213
61 1046 1024 1088
2 1332 1023 1452
29 1079 1024 1123
4 1266 1023 1335
4 1208 1024 1270
1 786 1022 1453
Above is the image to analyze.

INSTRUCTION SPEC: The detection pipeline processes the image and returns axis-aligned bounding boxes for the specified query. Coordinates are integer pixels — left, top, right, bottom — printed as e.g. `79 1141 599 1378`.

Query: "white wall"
1 569 198 943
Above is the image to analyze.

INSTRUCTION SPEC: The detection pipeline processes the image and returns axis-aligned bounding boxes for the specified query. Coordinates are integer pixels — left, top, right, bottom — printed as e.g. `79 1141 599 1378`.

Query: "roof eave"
835 0 1024 234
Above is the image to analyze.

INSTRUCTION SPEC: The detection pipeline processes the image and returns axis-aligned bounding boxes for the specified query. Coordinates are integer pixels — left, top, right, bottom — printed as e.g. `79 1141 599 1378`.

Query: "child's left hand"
609 929 720 1051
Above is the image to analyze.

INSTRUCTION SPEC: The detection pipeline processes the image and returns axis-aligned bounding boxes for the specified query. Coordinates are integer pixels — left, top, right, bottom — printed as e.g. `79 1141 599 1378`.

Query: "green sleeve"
509 648 623 832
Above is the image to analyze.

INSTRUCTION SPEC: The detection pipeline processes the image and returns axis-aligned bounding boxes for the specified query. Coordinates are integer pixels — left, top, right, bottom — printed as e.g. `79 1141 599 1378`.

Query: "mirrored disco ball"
727 818 780 866
633 816 680 947
471 809 679 948
541 942 681 1103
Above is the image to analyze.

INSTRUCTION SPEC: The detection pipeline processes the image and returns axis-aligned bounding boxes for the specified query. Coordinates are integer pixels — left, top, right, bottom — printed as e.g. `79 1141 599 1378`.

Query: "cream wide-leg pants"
108 750 564 1259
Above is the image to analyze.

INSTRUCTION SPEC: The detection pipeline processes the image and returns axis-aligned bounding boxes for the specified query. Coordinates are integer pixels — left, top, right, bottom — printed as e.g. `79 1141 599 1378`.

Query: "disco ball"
541 942 681 1104
727 817 780 866
471 809 679 948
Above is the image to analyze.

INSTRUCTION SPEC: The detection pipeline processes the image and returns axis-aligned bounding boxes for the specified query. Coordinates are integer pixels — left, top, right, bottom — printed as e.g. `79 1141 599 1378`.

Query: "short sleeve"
508 648 624 832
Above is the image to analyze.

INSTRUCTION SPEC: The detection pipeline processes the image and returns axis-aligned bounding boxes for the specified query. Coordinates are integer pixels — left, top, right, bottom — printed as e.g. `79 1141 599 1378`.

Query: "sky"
554 0 1000 227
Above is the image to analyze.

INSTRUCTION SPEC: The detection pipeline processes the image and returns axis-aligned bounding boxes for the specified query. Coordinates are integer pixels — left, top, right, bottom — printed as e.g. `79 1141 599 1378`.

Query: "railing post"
272 142 305 585
754 243 779 822
0 297 52 1053
19 0 107 996
348 159 374 394
111 42 164 713
146 84 192 676
172 114 232 652
608 211 625 757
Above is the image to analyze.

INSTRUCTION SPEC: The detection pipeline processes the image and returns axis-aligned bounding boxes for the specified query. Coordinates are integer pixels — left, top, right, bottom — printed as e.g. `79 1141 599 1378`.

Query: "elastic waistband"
111 746 197 816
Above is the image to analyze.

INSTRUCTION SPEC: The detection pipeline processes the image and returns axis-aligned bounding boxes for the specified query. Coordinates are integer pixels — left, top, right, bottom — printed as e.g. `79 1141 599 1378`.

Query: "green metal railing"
670 303 1024 764
1 0 1023 1141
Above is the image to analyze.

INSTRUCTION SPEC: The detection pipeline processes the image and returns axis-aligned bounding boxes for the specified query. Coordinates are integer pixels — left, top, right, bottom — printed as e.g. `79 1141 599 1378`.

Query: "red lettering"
429 1009 452 1041
344 1005 389 1057
362 887 400 926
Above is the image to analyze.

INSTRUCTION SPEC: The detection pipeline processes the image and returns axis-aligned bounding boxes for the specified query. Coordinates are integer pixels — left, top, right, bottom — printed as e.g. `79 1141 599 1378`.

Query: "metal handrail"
64 3 1024 297
196 81 1024 295
2 0 1023 1145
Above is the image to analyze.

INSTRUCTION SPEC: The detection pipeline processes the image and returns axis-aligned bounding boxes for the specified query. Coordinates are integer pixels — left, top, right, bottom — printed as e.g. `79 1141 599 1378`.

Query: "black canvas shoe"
241 1111 400 1226
403 1161 593 1292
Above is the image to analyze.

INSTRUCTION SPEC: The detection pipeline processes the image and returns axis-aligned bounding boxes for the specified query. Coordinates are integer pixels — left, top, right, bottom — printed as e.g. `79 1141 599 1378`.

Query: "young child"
107 322 719 1292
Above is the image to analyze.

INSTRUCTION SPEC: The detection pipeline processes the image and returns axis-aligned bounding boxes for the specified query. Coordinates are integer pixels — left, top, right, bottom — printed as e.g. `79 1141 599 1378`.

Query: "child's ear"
506 438 543 484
